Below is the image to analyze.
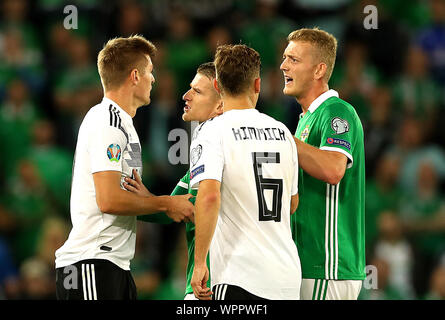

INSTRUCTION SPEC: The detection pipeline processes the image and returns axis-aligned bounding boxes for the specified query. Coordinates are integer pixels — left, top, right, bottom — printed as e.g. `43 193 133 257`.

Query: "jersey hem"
301 273 365 280
90 168 123 174
55 256 130 271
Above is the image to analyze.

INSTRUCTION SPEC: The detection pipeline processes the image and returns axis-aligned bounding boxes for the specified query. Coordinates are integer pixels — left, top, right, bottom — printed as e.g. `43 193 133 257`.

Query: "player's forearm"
293 137 346 185
194 190 220 265
137 183 188 223
99 189 171 216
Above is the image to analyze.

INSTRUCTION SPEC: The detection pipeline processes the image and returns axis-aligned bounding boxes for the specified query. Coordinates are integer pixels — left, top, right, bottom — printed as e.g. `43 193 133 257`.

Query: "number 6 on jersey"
252 152 283 222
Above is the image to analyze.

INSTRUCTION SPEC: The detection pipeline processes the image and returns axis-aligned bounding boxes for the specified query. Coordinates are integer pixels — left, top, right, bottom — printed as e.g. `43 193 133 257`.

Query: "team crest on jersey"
331 117 349 134
191 144 202 166
107 144 121 162
300 125 310 142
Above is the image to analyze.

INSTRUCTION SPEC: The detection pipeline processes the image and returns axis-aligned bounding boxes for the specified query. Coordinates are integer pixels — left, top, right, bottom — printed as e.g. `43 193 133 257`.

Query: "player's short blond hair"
287 28 337 82
196 62 216 80
97 35 156 91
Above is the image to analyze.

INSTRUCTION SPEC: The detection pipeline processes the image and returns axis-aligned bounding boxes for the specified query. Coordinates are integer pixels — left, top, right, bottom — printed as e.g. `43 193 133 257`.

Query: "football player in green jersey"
124 62 222 300
280 28 366 300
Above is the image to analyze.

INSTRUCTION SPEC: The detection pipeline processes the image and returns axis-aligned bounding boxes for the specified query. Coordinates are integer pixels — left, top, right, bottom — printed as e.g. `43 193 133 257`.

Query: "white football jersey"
190 108 301 300
55 97 142 270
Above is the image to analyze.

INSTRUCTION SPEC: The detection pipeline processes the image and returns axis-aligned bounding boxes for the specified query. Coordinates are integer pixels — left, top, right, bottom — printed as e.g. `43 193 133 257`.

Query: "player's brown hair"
287 28 337 81
97 35 156 91
214 44 261 96
197 62 216 80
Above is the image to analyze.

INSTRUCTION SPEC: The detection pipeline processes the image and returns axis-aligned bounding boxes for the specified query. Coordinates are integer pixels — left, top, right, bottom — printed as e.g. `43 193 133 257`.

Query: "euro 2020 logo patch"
107 144 121 162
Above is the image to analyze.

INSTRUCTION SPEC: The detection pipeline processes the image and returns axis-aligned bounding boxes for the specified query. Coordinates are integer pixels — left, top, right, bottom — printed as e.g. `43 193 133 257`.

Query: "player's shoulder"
86 100 126 129
322 96 360 121
321 96 364 135
84 100 109 122
193 114 224 139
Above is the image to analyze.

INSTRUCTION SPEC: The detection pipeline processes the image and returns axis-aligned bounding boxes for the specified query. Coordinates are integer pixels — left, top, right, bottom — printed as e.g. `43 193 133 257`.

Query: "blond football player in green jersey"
280 28 366 300
124 62 222 300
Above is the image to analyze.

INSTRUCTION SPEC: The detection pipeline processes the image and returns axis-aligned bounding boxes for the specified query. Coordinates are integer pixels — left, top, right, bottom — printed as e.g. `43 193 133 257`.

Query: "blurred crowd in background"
0 0 444 300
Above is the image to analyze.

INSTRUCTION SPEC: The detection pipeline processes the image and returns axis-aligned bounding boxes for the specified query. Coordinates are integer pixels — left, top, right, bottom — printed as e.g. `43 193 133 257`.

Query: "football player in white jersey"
55 35 194 300
190 44 302 300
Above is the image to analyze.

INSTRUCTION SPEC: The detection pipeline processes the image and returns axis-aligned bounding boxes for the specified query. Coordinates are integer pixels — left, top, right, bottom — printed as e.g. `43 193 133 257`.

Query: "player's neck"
104 89 138 118
222 94 257 112
298 82 329 115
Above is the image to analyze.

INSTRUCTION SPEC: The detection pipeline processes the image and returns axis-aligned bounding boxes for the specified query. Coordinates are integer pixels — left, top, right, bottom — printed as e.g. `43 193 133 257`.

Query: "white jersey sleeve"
189 120 224 188
89 124 127 174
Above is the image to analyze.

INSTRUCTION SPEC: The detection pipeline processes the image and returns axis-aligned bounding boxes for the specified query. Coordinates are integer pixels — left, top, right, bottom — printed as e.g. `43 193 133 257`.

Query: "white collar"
308 89 339 114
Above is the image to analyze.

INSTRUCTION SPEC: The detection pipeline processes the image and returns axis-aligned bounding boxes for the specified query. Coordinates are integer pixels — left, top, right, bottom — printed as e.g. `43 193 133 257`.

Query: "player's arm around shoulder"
293 137 347 185
294 102 356 185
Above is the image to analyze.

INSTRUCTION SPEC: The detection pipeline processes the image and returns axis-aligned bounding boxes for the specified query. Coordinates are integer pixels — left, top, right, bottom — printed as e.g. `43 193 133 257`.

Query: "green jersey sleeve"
318 102 359 168
137 172 190 224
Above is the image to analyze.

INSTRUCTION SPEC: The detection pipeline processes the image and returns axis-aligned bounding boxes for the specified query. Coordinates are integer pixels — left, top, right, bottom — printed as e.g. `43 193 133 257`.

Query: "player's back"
193 109 301 300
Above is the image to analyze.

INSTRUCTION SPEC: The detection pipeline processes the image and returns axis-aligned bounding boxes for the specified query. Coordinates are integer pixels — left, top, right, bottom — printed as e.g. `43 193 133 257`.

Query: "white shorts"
184 293 198 300
300 278 362 300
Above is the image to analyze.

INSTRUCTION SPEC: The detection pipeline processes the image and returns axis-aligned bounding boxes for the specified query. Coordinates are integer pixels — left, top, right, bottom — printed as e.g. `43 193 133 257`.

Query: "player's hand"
165 194 195 223
123 169 153 197
191 264 212 300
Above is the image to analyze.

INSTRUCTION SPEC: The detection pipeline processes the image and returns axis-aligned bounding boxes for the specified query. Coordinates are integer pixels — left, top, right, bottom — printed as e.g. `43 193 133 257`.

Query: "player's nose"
182 89 191 101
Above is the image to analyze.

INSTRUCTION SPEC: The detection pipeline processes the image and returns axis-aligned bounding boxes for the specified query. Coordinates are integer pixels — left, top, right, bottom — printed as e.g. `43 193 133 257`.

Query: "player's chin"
182 112 189 121
283 85 296 97
282 86 291 96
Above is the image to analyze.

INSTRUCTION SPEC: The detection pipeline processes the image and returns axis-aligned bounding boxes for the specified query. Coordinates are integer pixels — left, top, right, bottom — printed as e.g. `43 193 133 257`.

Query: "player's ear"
215 100 223 116
213 78 221 94
314 63 327 80
254 78 261 93
130 69 139 84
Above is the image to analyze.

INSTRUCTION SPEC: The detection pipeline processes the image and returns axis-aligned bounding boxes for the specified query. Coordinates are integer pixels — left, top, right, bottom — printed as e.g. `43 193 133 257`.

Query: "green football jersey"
177 171 211 296
138 171 210 296
292 90 366 280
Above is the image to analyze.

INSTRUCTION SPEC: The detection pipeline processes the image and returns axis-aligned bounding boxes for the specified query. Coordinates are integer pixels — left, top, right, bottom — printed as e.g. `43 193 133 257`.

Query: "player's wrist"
194 259 207 267
194 253 207 266
156 195 171 213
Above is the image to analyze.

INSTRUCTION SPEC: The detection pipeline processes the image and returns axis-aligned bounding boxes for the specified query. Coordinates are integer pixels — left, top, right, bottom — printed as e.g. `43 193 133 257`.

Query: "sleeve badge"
107 144 122 162
331 117 349 134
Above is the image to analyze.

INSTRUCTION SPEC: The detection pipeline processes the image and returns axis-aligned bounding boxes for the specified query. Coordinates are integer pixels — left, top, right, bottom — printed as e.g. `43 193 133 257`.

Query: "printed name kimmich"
232 126 286 141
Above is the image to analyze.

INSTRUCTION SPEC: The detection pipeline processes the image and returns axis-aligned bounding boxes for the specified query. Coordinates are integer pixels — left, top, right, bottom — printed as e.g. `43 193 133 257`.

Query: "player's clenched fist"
191 264 212 300
165 194 195 223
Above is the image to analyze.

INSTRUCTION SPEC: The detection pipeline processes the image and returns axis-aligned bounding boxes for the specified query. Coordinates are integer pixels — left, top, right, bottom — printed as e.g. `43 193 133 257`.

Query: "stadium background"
0 0 444 300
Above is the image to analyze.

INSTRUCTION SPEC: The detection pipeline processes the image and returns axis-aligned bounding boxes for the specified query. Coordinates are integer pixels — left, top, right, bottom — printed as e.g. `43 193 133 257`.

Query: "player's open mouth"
184 104 191 113
284 76 293 85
